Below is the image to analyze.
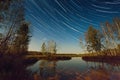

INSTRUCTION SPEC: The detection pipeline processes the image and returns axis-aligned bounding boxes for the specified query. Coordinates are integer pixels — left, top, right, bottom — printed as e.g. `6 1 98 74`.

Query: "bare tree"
47 40 57 55
41 42 47 55
101 17 120 56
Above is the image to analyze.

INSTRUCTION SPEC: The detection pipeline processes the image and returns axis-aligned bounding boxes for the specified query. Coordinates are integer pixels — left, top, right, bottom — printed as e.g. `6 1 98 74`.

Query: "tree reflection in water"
27 60 59 80
27 59 120 80
39 60 57 80
82 61 120 80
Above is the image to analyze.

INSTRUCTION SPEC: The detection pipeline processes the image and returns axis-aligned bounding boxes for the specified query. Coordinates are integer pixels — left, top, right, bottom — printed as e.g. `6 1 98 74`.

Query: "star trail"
25 0 120 53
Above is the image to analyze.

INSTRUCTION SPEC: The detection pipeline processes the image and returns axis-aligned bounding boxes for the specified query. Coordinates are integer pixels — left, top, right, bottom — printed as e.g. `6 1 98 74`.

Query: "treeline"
81 17 120 56
0 0 30 56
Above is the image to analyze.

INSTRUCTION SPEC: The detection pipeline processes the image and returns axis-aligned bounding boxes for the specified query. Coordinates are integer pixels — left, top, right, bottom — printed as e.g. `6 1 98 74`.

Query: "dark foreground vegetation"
0 55 32 80
0 0 32 80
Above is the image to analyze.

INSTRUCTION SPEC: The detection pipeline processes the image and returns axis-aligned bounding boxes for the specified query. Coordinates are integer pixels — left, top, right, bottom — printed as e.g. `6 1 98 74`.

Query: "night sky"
25 0 120 53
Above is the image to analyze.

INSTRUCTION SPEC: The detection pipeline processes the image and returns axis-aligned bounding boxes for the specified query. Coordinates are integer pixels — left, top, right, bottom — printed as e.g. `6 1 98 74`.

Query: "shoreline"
82 56 120 63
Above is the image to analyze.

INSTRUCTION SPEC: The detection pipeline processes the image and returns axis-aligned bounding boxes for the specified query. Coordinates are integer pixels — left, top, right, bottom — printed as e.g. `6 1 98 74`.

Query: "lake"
26 57 120 80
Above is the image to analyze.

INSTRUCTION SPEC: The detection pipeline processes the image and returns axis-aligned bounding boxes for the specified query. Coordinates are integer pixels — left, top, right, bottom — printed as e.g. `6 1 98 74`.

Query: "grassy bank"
24 54 72 61
82 56 120 63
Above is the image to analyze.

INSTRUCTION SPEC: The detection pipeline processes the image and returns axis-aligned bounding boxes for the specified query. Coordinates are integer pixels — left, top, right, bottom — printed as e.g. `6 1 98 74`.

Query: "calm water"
27 58 120 80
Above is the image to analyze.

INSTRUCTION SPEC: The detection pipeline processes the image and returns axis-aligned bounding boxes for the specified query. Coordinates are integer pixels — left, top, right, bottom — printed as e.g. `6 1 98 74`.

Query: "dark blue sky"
25 0 120 53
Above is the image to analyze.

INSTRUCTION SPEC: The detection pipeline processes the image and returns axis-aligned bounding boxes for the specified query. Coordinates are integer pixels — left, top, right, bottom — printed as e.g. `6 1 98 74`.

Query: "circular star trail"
25 0 120 53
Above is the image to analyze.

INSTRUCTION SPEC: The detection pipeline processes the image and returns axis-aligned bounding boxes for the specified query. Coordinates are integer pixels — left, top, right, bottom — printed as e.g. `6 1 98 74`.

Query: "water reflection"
39 60 56 79
82 60 120 80
85 60 120 72
27 60 58 80
27 58 120 80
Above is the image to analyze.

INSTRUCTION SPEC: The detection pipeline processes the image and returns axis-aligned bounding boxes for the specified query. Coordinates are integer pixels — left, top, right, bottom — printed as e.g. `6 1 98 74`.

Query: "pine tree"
13 22 30 54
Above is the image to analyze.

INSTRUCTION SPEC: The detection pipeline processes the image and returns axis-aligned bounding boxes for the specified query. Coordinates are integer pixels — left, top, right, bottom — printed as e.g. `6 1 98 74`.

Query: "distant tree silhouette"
41 42 47 55
47 40 57 55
